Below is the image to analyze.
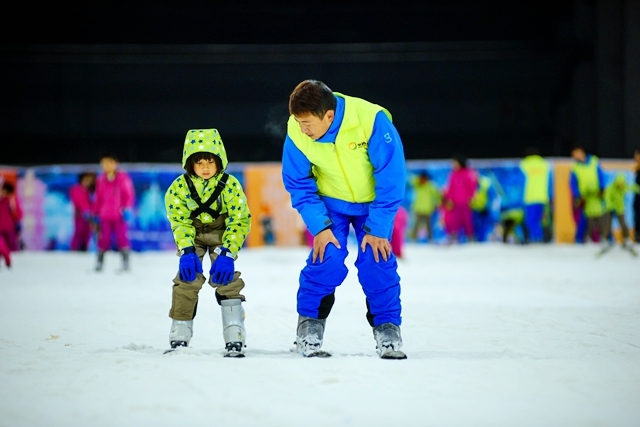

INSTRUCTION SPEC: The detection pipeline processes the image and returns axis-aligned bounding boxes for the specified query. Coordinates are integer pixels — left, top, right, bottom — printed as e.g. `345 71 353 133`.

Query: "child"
499 206 529 244
391 205 409 259
93 153 135 271
164 129 251 357
442 154 478 243
410 171 441 242
602 172 639 253
0 182 22 268
69 172 96 251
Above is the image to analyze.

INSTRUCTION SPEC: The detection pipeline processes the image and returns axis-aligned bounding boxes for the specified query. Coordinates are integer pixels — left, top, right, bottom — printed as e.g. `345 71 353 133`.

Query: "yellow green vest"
520 155 550 204
571 155 603 217
470 176 490 211
287 93 391 202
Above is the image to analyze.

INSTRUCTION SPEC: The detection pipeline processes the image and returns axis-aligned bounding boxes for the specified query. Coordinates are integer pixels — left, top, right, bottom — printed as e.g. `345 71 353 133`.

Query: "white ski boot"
221 299 246 357
373 323 407 359
295 316 330 357
168 319 193 350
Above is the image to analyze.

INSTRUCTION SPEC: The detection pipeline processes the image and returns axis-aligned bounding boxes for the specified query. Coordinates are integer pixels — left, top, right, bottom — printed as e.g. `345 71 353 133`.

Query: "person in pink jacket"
441 154 478 243
391 205 409 259
93 153 135 271
0 181 22 268
69 172 96 252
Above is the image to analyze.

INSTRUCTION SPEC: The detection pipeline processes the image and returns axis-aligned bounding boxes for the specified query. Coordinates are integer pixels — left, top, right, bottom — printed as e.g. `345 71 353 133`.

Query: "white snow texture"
0 242 639 427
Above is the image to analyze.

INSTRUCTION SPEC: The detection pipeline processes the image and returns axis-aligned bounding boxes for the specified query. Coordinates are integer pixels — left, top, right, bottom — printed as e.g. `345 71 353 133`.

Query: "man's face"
571 149 586 162
294 110 334 141
634 150 640 163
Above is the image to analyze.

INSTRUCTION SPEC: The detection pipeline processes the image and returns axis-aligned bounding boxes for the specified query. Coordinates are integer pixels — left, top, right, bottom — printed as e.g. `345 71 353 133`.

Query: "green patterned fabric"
604 173 640 215
165 129 251 257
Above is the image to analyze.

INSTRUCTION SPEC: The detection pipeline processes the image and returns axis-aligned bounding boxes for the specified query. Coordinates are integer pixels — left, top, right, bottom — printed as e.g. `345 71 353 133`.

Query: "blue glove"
178 247 203 282
122 208 133 222
210 247 235 285
82 211 92 221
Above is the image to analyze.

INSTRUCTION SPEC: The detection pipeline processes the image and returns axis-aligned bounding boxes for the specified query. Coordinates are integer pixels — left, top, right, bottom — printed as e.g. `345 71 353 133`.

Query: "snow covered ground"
1 242 639 427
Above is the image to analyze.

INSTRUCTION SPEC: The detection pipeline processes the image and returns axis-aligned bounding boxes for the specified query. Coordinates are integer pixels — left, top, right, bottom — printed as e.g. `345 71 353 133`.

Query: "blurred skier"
282 80 407 359
499 205 529 244
93 153 136 271
0 182 22 268
519 147 553 243
601 172 639 255
409 170 441 243
441 154 478 243
634 148 640 243
391 205 409 259
570 145 606 245
470 173 499 242
69 172 96 252
164 129 251 357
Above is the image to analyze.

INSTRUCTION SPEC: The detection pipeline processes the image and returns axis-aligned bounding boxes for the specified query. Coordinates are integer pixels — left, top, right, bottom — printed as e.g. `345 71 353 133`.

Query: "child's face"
81 175 94 187
193 158 217 179
100 158 118 175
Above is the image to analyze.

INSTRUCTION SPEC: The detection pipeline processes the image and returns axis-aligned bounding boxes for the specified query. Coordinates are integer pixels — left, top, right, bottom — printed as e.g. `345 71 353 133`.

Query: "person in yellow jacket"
601 172 639 253
570 145 606 244
469 173 500 242
282 80 407 359
409 171 441 242
519 147 553 243
164 129 251 356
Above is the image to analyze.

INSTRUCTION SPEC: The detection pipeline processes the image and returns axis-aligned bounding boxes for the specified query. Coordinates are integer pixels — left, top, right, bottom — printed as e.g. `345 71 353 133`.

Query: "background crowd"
1 147 639 270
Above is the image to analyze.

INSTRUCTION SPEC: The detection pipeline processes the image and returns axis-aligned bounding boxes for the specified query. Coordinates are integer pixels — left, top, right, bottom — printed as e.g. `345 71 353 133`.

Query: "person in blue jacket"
282 80 407 359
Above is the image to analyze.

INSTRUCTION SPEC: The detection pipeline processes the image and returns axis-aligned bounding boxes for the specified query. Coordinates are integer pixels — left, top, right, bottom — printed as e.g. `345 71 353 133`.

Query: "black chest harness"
183 173 229 219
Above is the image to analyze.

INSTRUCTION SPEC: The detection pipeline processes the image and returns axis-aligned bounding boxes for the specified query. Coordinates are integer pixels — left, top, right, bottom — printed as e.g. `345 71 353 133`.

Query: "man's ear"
326 110 335 122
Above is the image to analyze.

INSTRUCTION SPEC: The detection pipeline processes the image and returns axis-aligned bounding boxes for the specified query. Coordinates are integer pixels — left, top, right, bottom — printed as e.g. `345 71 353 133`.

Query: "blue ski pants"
297 209 402 327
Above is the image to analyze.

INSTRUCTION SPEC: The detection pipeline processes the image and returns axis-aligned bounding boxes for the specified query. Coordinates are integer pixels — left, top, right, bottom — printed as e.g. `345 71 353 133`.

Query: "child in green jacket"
410 171 442 242
602 172 639 252
164 129 251 356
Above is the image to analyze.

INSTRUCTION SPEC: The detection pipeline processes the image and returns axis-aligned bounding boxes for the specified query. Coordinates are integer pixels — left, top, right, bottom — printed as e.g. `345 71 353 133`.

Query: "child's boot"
221 299 246 357
120 249 130 271
168 319 193 349
95 251 105 272
0 238 11 268
373 323 407 359
295 315 327 357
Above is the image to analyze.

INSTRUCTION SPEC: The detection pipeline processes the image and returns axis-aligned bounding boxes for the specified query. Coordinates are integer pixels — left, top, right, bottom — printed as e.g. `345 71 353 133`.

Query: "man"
569 145 606 245
519 147 553 243
282 80 407 359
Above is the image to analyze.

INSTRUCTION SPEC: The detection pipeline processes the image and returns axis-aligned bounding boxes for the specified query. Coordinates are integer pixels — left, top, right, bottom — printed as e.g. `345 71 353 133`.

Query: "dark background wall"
1 1 638 165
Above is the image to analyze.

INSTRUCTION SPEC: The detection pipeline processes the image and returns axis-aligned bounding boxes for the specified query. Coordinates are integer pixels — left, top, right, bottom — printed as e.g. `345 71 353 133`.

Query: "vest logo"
348 141 368 150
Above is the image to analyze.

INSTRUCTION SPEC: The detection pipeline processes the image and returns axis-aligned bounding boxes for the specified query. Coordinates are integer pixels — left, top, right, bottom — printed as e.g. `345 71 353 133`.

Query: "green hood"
181 129 229 171
613 173 626 187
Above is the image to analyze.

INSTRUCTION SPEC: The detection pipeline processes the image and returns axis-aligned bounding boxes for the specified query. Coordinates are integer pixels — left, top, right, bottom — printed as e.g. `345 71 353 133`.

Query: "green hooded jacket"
604 173 640 215
164 129 251 257
411 176 442 215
